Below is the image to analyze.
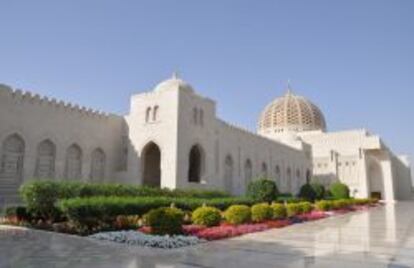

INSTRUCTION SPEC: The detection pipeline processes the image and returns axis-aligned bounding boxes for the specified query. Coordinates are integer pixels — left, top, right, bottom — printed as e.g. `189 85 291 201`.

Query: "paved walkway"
1 202 414 268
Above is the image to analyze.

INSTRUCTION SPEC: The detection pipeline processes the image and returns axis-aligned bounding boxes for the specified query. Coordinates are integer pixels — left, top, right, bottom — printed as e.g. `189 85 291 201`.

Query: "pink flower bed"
183 223 269 240
136 204 377 241
297 211 327 221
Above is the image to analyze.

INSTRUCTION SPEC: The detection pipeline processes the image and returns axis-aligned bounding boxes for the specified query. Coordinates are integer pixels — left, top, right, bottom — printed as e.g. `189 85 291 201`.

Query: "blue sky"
1 1 413 175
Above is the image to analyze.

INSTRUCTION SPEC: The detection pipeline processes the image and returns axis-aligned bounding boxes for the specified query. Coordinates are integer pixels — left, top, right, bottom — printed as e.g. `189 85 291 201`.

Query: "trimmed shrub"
329 182 350 199
332 199 351 210
286 203 301 217
298 184 317 201
315 200 333 211
298 202 313 214
192 206 222 227
5 206 30 221
145 207 184 235
20 180 231 220
271 203 287 219
246 179 278 202
59 196 255 227
251 203 273 222
224 205 251 225
311 183 325 200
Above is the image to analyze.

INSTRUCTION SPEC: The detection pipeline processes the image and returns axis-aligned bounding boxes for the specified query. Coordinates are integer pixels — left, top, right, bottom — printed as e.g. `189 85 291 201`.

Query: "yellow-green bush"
145 207 184 235
298 202 313 213
191 206 222 227
286 203 302 217
271 203 287 219
315 200 333 211
224 205 251 225
251 203 273 222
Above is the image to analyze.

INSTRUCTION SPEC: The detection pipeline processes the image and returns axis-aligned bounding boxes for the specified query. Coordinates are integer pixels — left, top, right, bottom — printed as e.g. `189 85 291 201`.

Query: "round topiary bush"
310 183 325 200
246 179 279 202
329 182 350 199
315 200 333 211
224 205 251 225
298 184 317 201
298 202 313 214
271 203 287 219
286 203 301 217
191 206 222 227
251 203 273 222
145 207 184 235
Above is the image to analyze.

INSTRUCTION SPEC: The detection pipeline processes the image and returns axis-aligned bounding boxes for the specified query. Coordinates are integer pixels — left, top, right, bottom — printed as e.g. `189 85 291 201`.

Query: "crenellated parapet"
0 83 112 120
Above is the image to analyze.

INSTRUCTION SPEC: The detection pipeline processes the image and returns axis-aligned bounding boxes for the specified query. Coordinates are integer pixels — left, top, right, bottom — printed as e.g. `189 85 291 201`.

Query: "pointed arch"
368 159 385 200
90 148 106 181
35 139 55 179
244 159 253 186
275 165 281 187
65 144 82 179
0 133 25 182
142 141 161 187
286 167 292 193
224 154 234 193
188 144 204 183
261 162 268 178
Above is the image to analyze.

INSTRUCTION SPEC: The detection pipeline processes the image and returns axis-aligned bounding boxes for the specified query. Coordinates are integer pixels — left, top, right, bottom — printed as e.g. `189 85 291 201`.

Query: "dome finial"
172 71 179 80
286 79 293 95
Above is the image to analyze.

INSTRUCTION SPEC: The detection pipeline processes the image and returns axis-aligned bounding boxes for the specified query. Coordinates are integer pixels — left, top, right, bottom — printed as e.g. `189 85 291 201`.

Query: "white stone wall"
0 84 125 201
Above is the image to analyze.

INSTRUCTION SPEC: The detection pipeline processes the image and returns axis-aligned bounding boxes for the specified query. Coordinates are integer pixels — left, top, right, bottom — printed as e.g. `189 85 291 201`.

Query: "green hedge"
59 196 254 225
20 180 230 219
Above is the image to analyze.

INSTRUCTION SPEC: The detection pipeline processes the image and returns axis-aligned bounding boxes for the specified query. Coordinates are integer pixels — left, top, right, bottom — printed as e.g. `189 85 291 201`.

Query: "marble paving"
1 202 414 268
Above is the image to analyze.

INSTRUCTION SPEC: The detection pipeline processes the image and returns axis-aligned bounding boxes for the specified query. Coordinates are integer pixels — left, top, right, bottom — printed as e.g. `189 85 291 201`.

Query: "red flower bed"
263 219 292 228
183 223 269 240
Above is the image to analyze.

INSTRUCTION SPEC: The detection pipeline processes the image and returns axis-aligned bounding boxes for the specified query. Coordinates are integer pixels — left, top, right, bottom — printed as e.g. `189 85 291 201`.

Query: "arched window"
199 109 204 126
224 155 234 193
90 148 106 181
0 134 25 182
274 165 281 187
145 107 152 123
65 144 82 179
153 106 159 121
261 162 268 178
35 139 55 179
244 159 253 185
286 167 292 193
306 169 311 184
188 145 204 183
193 107 198 124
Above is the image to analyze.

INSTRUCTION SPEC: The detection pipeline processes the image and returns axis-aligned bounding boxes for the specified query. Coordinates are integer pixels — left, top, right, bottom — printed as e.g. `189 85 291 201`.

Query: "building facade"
0 75 411 204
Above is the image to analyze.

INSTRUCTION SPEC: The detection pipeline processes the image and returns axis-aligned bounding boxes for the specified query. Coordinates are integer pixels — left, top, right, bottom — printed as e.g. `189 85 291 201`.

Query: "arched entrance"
142 142 161 188
368 160 384 200
188 145 204 183
224 155 234 193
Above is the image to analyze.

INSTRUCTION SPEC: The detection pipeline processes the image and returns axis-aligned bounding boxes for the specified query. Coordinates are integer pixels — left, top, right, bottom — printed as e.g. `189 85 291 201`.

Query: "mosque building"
0 74 411 203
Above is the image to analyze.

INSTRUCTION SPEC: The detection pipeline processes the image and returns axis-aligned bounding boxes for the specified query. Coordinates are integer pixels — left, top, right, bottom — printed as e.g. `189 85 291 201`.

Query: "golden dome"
258 89 326 133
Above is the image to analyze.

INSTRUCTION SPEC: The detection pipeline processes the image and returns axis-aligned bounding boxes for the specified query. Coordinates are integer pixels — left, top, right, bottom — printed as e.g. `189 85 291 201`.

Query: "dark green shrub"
271 203 287 219
191 206 222 227
20 180 232 220
310 183 325 200
329 182 350 199
5 206 30 221
246 179 278 202
286 203 301 217
145 207 184 235
298 184 317 201
298 202 313 213
251 203 272 222
315 200 333 211
224 205 251 225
